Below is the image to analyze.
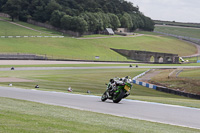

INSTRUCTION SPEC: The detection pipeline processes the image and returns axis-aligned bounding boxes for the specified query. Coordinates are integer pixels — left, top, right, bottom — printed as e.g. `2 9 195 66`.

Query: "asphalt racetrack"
0 65 200 71
1 86 200 129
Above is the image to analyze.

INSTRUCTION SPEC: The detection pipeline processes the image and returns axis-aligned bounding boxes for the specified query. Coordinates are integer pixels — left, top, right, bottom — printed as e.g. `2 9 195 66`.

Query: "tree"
120 13 133 29
31 0 48 22
142 16 155 31
95 12 105 32
45 0 61 21
18 0 31 21
71 16 88 34
61 14 72 30
108 13 121 30
50 10 65 28
100 13 111 30
129 13 138 30
137 12 155 31
3 0 22 21
0 0 7 12
1 0 155 32
80 12 98 32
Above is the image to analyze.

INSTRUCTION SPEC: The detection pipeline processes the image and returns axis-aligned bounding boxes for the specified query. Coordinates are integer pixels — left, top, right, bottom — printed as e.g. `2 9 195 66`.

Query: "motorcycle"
101 77 132 103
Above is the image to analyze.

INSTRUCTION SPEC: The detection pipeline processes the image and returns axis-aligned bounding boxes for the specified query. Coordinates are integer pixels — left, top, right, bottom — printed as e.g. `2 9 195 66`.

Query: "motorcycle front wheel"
101 91 108 102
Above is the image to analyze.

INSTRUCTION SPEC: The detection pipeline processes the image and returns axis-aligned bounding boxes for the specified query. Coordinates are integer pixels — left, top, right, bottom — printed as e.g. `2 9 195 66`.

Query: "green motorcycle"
101 77 132 103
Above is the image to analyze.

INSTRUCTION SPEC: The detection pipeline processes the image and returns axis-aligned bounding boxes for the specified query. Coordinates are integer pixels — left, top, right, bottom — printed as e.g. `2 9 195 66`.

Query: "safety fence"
132 70 200 100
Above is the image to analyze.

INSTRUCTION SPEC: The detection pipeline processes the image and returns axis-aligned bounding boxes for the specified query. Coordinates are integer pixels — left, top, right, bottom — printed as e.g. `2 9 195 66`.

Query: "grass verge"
150 69 200 95
0 97 200 133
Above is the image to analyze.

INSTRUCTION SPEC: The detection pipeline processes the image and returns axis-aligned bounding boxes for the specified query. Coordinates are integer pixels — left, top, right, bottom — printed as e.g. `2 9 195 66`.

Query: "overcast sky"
127 0 200 23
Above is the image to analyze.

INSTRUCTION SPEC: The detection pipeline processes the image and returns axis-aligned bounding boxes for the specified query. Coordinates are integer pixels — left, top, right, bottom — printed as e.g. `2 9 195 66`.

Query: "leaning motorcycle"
101 77 132 103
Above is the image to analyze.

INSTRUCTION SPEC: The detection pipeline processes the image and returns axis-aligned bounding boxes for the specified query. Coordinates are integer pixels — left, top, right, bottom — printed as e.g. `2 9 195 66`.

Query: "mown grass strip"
0 97 200 133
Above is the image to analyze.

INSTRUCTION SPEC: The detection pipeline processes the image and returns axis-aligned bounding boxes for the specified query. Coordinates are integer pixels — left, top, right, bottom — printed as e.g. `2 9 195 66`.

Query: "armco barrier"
132 70 200 100
132 69 151 80
156 86 200 99
133 79 157 90
132 69 157 90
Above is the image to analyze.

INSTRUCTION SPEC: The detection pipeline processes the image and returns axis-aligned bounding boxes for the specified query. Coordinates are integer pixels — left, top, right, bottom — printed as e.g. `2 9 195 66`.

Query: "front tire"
113 89 125 103
101 91 108 102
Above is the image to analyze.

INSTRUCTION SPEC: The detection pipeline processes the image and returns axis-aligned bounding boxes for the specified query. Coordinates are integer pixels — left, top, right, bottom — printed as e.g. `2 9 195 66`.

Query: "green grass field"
15 21 65 36
0 68 146 94
0 17 197 61
155 25 200 39
179 68 200 79
1 97 199 133
0 20 51 36
0 35 196 61
0 68 200 108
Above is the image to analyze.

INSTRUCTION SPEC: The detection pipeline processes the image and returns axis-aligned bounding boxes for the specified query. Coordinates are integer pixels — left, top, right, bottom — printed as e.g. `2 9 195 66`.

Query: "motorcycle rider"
107 78 116 95
101 76 132 102
107 76 130 95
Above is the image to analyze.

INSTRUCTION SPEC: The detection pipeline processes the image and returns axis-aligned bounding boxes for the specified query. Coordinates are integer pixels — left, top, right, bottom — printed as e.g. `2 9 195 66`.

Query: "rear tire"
113 89 125 103
101 91 108 102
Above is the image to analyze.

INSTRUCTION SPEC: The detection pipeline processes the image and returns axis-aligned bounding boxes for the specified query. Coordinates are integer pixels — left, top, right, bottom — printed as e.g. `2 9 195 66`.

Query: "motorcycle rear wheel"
113 89 125 103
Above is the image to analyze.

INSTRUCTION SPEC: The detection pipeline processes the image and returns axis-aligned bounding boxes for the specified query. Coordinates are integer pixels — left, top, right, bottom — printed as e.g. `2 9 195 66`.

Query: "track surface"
1 86 200 129
0 65 200 71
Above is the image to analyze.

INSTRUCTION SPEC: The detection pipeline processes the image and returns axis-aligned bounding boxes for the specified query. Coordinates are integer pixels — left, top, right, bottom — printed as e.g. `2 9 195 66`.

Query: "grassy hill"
0 17 63 36
155 25 200 39
0 19 49 36
0 18 197 61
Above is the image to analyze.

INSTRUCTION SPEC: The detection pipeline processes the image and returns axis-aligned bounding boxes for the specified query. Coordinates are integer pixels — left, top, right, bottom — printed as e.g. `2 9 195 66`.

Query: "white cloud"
128 0 200 23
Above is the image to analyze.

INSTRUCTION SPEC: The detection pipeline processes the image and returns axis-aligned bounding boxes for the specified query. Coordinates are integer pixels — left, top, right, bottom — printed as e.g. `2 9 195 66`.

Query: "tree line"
0 0 155 34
